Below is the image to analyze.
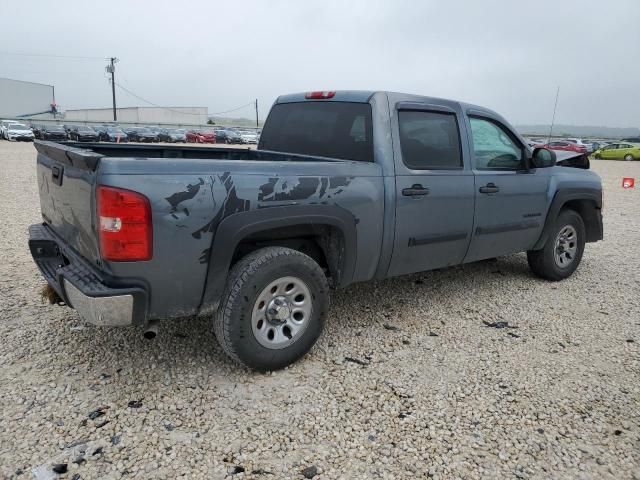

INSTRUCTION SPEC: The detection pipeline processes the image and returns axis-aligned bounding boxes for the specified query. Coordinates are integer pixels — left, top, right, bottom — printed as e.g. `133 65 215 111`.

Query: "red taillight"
305 91 335 99
97 185 152 261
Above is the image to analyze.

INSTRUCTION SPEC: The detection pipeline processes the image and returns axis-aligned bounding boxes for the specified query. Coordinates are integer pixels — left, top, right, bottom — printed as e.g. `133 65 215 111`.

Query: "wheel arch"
533 188 603 250
198 205 357 313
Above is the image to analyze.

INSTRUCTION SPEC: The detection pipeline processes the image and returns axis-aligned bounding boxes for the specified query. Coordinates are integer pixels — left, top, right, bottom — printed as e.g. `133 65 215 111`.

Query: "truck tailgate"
35 141 102 264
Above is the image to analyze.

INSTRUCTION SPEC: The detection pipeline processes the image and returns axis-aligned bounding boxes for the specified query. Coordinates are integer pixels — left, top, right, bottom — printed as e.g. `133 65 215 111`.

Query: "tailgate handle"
51 165 63 186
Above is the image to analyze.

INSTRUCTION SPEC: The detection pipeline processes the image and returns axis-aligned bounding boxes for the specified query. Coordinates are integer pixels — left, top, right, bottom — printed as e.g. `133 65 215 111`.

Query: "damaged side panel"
97 159 384 320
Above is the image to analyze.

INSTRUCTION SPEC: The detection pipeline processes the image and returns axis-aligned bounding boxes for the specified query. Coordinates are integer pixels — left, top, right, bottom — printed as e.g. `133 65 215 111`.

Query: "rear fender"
198 205 357 313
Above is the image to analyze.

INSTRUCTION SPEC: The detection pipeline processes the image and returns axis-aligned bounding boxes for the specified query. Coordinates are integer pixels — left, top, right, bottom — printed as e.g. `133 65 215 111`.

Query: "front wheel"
624 154 634 161
214 247 329 371
527 209 586 281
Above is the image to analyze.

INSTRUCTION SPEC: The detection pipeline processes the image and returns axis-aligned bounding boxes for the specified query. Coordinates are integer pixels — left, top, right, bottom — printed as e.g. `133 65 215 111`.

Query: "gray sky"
1 0 638 127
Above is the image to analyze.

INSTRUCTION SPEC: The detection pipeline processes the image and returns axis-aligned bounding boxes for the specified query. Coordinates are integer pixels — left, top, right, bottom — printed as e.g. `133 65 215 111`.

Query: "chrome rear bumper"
63 280 135 326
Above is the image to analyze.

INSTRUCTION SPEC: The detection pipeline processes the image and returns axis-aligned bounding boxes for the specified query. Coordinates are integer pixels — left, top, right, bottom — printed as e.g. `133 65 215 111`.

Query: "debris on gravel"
0 142 639 479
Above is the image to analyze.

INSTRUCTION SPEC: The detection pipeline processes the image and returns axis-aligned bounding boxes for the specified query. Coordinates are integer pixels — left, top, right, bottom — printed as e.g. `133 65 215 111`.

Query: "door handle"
402 184 430 196
479 183 499 194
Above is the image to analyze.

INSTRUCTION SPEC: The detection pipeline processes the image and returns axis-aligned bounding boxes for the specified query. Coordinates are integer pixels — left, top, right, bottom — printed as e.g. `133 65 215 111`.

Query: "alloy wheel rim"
554 225 578 268
251 276 312 349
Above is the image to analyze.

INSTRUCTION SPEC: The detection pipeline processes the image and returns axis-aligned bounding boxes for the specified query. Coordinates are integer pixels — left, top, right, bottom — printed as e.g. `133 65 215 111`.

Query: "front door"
388 107 475 277
464 116 550 263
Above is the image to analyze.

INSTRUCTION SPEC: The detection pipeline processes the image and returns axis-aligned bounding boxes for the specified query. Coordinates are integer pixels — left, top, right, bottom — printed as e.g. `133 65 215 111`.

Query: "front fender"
533 187 603 250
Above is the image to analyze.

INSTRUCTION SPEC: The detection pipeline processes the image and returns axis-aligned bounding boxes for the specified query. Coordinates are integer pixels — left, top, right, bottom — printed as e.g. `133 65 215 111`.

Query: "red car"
540 140 588 153
185 129 216 143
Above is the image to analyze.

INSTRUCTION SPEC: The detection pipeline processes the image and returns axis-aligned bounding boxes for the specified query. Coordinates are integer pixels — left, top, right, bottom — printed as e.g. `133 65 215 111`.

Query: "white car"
5 123 35 141
566 138 594 152
1 120 21 140
239 131 259 144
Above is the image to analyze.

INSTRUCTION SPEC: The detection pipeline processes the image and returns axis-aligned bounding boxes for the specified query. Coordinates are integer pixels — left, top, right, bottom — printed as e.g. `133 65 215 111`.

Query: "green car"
594 142 640 161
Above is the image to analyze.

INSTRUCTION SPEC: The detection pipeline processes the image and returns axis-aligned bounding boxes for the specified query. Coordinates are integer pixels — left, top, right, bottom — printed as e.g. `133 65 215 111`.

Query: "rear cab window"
259 101 373 162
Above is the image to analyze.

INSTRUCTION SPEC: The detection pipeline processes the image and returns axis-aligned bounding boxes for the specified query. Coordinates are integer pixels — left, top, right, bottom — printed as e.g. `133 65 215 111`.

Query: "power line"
114 82 253 116
0 51 108 61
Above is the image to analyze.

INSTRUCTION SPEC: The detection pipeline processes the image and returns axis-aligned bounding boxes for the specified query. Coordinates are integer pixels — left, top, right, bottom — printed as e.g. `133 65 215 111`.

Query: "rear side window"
259 102 373 161
398 110 462 169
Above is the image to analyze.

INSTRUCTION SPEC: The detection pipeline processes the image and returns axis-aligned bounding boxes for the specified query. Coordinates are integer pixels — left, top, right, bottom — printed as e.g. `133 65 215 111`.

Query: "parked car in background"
566 138 594 153
594 143 640 161
68 125 99 142
215 129 243 144
31 125 44 139
100 127 129 143
92 125 108 137
239 130 259 144
186 129 216 143
39 125 69 141
158 128 187 143
542 140 588 153
525 138 546 148
621 137 640 143
589 140 609 152
124 127 159 143
1 120 22 139
6 123 35 141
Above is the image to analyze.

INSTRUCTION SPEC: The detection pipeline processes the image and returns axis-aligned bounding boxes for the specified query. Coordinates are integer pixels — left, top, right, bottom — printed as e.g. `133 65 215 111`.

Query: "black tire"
594 153 601 159
214 246 329 371
527 209 586 281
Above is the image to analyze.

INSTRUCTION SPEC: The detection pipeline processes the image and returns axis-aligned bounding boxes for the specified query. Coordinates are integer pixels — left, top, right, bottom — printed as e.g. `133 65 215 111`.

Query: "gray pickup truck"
29 90 603 370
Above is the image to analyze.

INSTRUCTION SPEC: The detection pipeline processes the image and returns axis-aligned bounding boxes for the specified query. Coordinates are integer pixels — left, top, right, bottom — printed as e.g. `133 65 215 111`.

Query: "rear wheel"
214 247 329 371
624 154 634 161
594 153 601 159
527 209 585 281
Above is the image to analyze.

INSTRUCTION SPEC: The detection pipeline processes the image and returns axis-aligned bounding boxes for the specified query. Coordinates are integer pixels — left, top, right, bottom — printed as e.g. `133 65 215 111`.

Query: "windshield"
107 128 124 133
137 128 151 133
77 126 95 132
172 129 186 134
46 126 65 132
11 125 30 131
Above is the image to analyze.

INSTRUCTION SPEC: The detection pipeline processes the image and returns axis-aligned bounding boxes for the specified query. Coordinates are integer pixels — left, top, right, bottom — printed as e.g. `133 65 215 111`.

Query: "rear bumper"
28 223 148 326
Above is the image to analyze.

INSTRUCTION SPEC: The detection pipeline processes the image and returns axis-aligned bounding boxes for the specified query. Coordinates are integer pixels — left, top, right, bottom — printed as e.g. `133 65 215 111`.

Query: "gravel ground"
0 141 638 480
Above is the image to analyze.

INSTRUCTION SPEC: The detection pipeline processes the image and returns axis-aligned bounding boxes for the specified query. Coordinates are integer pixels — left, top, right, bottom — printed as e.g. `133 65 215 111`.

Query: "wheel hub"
554 225 577 268
251 276 313 350
266 296 291 325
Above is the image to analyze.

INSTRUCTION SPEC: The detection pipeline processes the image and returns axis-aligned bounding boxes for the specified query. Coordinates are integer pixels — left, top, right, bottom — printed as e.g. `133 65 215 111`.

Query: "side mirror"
531 147 556 168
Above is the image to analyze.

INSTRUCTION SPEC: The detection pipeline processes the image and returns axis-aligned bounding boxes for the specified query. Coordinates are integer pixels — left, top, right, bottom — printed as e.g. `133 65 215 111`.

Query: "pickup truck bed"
32 140 383 323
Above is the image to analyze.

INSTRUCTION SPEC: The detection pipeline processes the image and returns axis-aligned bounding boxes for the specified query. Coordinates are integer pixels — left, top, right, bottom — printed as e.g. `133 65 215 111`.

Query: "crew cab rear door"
463 113 549 262
387 102 475 277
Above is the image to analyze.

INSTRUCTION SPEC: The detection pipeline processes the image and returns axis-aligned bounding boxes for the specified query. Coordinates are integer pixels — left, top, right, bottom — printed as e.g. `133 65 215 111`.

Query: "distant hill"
208 116 263 127
516 124 640 139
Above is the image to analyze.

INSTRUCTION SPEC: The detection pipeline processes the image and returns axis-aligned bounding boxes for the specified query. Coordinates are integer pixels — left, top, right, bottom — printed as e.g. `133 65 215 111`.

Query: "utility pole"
254 99 259 128
106 57 118 121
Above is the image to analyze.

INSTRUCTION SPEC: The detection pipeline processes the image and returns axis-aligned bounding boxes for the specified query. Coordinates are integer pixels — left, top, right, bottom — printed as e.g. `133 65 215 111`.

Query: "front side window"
398 110 462 169
469 117 523 170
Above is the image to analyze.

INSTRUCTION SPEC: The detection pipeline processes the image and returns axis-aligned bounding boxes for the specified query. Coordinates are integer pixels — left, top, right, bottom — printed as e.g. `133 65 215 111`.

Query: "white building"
0 77 56 118
64 106 208 126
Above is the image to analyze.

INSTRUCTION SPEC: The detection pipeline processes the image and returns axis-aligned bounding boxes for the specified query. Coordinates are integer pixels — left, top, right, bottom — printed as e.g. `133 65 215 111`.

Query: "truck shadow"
47 253 538 379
